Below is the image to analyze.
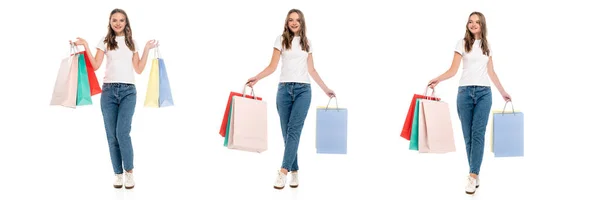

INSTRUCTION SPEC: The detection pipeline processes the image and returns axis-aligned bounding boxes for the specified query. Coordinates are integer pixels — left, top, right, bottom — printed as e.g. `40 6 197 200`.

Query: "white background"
1 0 598 199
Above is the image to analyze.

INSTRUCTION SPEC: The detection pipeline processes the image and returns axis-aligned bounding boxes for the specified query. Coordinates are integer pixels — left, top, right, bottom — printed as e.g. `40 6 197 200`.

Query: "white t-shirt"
454 39 492 86
273 35 312 83
96 36 140 84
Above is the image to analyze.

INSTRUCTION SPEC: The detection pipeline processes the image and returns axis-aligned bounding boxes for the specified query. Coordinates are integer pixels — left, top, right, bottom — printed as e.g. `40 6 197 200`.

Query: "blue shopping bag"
492 102 524 157
316 97 348 154
158 58 174 107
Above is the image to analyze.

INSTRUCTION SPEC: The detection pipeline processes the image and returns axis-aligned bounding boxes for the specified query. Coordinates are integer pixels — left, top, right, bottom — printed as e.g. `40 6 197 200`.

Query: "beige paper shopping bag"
227 95 268 153
50 50 79 108
418 99 456 153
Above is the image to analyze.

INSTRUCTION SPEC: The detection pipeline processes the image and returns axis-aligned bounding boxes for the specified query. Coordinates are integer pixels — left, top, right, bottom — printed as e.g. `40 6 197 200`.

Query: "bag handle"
153 40 161 59
324 97 339 112
241 84 257 99
68 43 77 56
501 101 516 115
423 85 437 100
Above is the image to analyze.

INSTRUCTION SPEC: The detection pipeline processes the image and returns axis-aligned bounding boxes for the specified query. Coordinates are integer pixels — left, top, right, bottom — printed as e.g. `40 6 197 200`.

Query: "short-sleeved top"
454 39 492 86
273 35 312 83
96 36 140 84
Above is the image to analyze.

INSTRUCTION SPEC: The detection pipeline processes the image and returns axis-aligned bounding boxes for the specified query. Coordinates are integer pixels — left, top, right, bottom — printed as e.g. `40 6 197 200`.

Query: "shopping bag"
219 86 263 137
158 57 174 107
81 50 102 96
75 53 93 106
492 102 524 157
408 99 421 151
144 58 160 108
401 87 440 140
225 86 268 153
316 97 348 154
50 44 79 108
223 99 234 147
418 98 456 153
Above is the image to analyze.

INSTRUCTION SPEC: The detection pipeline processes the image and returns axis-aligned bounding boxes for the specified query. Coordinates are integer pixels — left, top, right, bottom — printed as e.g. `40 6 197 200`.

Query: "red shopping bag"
400 86 440 140
81 50 102 96
219 86 263 137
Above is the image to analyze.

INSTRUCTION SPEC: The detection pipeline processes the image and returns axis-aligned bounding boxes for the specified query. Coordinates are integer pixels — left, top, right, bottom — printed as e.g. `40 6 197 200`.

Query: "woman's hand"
145 40 158 50
324 88 336 98
69 37 88 46
428 77 441 89
501 91 511 102
246 76 258 88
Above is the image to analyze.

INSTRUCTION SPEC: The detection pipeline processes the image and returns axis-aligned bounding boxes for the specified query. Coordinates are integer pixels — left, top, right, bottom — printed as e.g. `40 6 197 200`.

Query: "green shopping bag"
409 99 421 150
224 98 234 147
76 53 92 106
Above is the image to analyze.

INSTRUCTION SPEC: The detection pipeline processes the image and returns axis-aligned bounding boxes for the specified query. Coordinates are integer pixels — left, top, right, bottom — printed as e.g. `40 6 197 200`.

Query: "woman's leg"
115 84 137 189
100 84 122 188
456 86 474 170
274 83 292 189
276 83 292 173
468 86 492 176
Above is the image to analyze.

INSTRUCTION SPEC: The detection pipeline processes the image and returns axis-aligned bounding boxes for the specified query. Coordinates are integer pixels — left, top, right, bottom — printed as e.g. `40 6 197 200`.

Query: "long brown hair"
463 11 490 56
103 8 136 51
281 9 310 52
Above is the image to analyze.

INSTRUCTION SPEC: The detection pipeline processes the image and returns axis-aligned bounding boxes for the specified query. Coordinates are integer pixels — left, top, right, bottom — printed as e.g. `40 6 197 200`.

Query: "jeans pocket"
458 86 467 94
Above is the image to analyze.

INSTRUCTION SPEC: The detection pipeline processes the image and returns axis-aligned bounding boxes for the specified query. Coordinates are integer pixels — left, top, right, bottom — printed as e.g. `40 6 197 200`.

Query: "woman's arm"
132 41 153 74
247 48 281 86
486 56 511 101
429 52 462 87
73 37 104 71
256 49 281 80
307 53 329 91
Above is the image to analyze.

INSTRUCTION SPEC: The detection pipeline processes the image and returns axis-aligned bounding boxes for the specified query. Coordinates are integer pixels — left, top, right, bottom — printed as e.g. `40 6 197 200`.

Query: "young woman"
427 11 512 195
70 8 157 189
246 9 336 190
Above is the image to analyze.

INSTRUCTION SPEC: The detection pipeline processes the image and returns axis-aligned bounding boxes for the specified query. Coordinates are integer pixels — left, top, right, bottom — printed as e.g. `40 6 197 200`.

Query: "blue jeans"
100 83 137 174
456 86 492 175
276 82 312 172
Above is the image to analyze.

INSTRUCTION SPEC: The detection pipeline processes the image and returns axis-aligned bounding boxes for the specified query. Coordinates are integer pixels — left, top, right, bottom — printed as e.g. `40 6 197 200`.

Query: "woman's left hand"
145 40 159 50
501 91 511 102
324 88 336 98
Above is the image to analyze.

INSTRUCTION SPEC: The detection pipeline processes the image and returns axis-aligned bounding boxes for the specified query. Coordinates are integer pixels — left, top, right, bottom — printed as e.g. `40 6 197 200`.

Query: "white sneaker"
124 171 135 189
273 171 287 190
289 171 299 188
113 174 123 188
465 176 477 195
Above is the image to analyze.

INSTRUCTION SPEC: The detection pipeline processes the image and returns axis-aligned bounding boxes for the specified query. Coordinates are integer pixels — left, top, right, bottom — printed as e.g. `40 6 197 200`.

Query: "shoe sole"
273 186 284 190
466 187 478 195
125 186 134 189
290 185 298 188
113 185 123 189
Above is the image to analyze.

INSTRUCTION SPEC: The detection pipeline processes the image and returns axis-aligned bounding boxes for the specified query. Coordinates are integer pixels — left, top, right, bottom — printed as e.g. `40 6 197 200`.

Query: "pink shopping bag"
226 86 268 153
418 99 456 153
50 44 80 108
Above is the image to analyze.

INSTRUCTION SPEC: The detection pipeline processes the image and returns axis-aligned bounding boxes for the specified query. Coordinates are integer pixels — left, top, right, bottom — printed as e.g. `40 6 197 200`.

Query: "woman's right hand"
69 37 88 46
428 77 441 89
246 76 258 88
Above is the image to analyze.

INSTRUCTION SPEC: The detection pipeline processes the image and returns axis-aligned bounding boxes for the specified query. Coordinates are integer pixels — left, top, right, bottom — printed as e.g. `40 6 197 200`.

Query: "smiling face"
467 14 481 35
110 12 127 36
287 12 301 35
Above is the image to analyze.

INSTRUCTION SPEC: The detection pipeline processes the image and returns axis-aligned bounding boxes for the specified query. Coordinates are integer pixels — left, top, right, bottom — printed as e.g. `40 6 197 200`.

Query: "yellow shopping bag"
144 58 160 107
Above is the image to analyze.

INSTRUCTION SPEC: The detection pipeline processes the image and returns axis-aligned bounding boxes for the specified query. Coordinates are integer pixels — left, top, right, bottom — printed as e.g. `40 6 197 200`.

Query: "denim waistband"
103 83 135 87
458 85 490 89
279 82 310 86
